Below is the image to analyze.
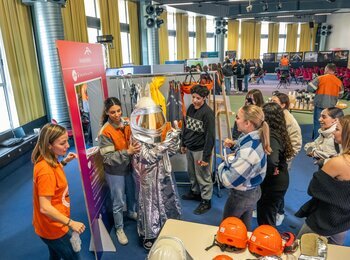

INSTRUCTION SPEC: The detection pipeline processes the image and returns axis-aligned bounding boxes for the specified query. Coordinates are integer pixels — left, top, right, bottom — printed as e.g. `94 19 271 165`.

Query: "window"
120 32 131 64
167 11 176 60
297 23 301 52
206 17 215 52
118 0 131 64
278 22 287 53
188 15 196 58
168 35 176 61
118 0 128 24
0 30 19 133
84 0 100 18
260 22 269 59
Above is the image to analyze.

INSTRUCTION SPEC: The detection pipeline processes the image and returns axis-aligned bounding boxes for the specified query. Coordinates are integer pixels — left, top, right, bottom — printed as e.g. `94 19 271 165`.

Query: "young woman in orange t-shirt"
32 123 85 259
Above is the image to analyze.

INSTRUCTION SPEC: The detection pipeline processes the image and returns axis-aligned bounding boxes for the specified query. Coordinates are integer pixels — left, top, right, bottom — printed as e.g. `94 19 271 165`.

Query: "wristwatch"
61 160 67 166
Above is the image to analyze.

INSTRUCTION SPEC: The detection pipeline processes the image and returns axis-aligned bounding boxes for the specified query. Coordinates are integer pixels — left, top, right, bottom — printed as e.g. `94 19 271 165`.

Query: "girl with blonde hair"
219 105 271 230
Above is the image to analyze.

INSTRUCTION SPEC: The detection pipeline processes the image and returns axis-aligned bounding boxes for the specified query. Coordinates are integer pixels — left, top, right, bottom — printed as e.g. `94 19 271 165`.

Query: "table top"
158 219 350 260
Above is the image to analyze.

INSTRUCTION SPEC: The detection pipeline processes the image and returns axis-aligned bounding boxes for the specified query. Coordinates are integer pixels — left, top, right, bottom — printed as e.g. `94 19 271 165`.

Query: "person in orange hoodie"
98 97 141 245
32 123 85 259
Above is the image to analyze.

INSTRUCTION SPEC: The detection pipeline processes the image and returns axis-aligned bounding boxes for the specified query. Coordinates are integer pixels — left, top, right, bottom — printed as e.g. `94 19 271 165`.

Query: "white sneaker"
116 228 128 245
276 213 285 226
252 210 257 218
127 212 138 221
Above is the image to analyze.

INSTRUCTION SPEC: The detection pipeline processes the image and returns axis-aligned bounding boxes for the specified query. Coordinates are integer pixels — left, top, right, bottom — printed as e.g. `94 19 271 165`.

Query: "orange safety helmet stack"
248 225 283 256
216 217 248 250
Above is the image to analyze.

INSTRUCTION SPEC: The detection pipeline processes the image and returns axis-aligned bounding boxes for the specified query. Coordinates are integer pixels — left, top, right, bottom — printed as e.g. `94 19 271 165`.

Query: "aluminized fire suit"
130 101 182 240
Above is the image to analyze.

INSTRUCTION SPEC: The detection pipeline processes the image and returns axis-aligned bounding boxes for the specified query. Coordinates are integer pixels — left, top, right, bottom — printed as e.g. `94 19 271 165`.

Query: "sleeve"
98 132 130 167
36 167 56 197
307 77 319 93
202 108 215 163
219 150 253 188
266 137 280 176
288 119 302 156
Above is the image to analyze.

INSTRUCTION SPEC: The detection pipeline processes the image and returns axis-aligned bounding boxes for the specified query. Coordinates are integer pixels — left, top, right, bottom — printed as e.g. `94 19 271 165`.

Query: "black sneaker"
143 238 155 251
181 191 201 201
193 199 211 215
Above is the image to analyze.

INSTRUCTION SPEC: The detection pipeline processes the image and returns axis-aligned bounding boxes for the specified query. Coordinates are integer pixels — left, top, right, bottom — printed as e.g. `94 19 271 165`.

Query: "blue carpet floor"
0 124 349 260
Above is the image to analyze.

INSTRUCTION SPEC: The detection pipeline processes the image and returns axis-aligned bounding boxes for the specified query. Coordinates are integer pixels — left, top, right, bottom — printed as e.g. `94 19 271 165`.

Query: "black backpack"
222 64 233 77
236 64 244 77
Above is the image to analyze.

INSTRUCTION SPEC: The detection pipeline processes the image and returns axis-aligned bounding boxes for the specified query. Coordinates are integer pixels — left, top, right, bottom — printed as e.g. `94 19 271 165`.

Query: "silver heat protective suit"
130 103 182 240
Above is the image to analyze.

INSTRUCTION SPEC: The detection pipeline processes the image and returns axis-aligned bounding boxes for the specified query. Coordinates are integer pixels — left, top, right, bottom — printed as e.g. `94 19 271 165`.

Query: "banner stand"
89 215 116 252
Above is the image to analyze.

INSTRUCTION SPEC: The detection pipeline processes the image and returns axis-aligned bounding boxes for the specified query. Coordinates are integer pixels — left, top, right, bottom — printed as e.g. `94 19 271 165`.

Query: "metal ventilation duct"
29 1 69 124
147 27 160 65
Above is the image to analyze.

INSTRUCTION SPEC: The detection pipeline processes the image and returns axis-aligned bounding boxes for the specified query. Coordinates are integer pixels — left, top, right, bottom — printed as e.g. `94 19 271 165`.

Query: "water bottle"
70 231 82 252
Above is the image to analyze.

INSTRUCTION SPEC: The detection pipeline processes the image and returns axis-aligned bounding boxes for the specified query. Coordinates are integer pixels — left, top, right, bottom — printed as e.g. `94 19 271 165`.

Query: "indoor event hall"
1 0 350 259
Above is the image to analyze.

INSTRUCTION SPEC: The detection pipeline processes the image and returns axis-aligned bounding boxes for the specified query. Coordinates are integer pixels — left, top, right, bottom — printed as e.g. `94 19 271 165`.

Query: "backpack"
222 64 233 77
236 64 244 77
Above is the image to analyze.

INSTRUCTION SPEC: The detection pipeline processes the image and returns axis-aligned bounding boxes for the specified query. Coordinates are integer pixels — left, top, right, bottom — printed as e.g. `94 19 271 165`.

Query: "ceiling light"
276 15 294 18
315 13 332 16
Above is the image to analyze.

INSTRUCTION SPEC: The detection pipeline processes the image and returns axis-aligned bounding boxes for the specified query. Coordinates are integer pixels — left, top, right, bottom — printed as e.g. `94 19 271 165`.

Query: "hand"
64 152 77 163
173 120 180 130
127 142 141 155
198 160 209 167
69 220 86 235
223 138 236 148
180 147 187 154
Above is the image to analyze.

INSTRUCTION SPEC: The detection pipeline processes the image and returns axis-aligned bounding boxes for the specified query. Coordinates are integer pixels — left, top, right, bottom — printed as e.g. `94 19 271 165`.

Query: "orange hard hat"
216 217 248 249
248 225 283 256
213 254 233 260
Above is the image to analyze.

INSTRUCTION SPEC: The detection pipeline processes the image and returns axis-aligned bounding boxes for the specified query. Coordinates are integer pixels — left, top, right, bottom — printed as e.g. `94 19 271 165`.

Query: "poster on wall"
263 53 276 62
56 40 114 259
318 51 333 62
290 52 304 62
304 51 318 62
333 50 349 62
225 50 237 60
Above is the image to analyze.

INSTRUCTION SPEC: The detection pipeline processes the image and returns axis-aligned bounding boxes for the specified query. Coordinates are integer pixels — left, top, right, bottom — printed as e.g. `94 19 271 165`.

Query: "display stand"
107 71 221 194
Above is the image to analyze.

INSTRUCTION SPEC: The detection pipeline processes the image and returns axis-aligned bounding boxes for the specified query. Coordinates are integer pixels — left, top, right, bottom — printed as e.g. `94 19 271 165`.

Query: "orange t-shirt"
32 159 70 239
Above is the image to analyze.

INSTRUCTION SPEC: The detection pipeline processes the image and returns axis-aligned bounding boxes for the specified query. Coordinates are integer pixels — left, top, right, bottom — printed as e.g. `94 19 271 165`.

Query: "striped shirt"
219 130 267 191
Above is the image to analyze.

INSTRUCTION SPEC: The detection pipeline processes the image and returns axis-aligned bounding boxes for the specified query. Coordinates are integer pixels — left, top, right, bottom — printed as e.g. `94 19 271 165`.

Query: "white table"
158 219 350 260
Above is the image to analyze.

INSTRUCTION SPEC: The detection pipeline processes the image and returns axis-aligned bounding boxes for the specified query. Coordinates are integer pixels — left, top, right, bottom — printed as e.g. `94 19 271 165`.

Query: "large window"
260 22 269 59
188 15 196 58
167 11 176 61
278 22 287 53
0 31 19 133
206 18 215 52
85 0 102 44
118 0 132 64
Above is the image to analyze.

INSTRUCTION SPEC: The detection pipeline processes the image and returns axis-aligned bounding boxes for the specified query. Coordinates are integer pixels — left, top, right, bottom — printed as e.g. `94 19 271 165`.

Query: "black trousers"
237 79 243 91
257 189 287 226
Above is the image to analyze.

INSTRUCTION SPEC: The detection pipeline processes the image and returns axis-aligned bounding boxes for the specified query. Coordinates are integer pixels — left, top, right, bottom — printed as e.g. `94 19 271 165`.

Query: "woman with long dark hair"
257 102 294 226
98 97 140 245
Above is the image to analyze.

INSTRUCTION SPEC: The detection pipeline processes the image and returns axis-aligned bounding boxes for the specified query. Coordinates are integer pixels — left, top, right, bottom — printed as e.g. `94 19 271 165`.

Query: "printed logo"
84 47 92 55
72 70 78 82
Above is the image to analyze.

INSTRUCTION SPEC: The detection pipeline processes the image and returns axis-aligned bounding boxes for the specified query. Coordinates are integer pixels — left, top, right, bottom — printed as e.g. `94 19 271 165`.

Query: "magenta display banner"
56 40 111 259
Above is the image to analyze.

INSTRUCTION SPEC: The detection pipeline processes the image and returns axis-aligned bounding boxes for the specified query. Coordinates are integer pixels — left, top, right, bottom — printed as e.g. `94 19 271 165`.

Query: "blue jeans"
40 231 80 260
223 187 261 231
105 173 136 229
224 77 231 95
313 106 323 140
244 75 249 92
